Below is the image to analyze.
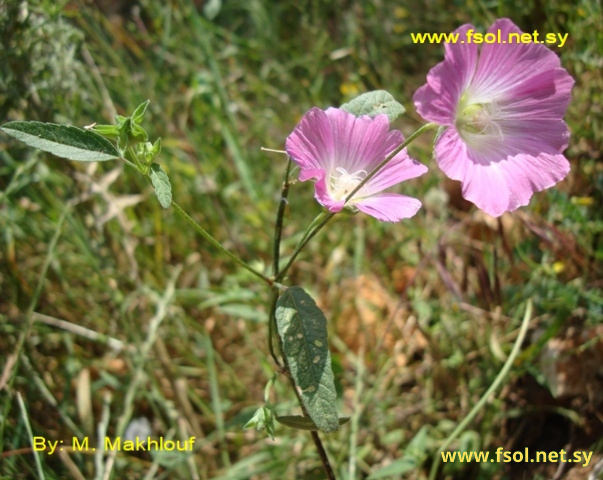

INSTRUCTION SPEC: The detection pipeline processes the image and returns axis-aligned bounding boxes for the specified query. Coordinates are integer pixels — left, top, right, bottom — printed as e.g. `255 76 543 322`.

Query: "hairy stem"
273 157 292 276
311 431 337 480
281 358 337 480
267 158 293 367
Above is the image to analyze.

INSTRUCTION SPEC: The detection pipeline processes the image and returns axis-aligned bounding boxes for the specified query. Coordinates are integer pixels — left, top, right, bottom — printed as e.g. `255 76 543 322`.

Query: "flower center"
455 101 504 145
329 167 367 201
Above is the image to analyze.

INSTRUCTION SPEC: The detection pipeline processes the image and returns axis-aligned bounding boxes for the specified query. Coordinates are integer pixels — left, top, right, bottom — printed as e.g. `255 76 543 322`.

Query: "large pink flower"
285 107 428 222
413 18 574 217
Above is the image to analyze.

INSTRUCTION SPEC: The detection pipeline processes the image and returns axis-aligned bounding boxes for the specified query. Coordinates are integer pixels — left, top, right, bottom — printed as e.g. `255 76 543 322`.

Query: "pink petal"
355 194 422 222
323 108 393 173
285 107 397 175
313 175 346 213
298 167 326 183
413 24 478 125
501 68 574 120
435 128 570 217
496 118 571 157
285 107 334 172
363 153 428 197
470 19 564 102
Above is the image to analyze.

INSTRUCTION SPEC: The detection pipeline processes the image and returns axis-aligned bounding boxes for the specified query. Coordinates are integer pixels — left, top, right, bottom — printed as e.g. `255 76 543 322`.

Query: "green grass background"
1 0 602 478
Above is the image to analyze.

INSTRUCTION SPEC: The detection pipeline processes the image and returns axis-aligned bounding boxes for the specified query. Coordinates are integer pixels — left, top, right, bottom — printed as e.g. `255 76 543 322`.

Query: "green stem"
268 158 334 480
297 211 330 249
277 210 334 282
278 336 336 480
311 431 337 480
428 300 533 480
170 201 272 286
273 158 292 277
121 146 269 287
267 158 293 367
276 210 329 283
267 288 282 368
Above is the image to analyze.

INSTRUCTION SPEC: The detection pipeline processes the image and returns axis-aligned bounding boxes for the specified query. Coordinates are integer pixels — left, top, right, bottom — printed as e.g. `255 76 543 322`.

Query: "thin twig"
273 157 292 277
268 158 293 367
311 431 337 480
279 343 336 479
267 288 282 367
17 393 45 480
32 312 131 352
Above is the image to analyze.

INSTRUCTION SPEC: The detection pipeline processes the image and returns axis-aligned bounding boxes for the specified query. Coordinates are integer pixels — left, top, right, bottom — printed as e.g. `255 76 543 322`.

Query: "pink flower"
285 107 428 222
413 18 574 217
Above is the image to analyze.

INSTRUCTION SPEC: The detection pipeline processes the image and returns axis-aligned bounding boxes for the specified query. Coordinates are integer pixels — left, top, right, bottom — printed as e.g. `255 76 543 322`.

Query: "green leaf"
276 415 350 431
340 90 406 122
275 287 338 433
149 163 172 208
130 123 148 142
1 121 120 162
131 99 150 124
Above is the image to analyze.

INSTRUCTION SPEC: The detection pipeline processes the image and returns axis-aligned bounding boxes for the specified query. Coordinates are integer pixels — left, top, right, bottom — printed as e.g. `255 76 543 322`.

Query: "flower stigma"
455 98 504 146
329 167 368 201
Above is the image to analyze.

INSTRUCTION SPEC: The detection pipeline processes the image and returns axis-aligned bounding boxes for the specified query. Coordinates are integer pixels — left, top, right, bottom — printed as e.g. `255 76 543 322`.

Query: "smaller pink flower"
285 107 428 222
413 18 574 217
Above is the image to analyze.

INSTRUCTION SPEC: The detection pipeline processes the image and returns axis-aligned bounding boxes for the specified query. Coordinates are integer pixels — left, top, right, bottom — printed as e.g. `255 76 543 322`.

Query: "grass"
1 0 602 478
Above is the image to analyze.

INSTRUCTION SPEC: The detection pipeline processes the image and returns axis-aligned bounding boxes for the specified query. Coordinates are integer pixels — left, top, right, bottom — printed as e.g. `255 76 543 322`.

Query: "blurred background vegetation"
0 0 602 478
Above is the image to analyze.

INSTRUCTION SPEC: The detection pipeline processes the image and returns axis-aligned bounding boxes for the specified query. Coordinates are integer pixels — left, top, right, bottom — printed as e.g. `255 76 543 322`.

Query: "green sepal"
151 137 161 156
244 406 275 440
131 99 150 124
130 123 148 142
137 138 162 165
117 117 132 152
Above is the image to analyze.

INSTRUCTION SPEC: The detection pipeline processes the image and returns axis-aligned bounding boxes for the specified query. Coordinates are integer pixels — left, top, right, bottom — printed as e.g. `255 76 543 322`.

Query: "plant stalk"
170 201 273 286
